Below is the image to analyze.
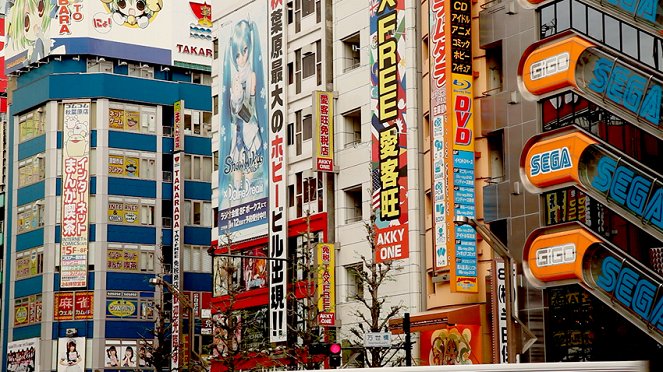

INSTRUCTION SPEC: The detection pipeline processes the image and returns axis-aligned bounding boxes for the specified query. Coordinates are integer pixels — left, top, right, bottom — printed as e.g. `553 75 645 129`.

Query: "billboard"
429 0 450 270
317 243 336 327
217 1 269 242
268 0 288 344
54 291 94 321
57 337 85 372
420 325 482 365
4 1 212 73
313 91 334 172
370 0 409 263
7 337 39 372
60 101 91 288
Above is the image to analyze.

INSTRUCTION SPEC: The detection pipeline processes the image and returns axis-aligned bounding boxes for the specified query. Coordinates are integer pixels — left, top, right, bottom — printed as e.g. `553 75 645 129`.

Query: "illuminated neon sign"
529 147 572 177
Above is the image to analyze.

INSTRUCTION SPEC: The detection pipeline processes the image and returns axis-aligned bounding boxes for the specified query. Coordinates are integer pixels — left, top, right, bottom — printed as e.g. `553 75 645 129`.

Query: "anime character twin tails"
101 0 163 28
7 0 56 64
221 19 267 190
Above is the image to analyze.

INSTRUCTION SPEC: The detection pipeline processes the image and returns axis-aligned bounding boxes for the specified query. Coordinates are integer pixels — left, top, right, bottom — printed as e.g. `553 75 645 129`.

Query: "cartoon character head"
64 116 89 157
100 0 163 29
7 0 55 51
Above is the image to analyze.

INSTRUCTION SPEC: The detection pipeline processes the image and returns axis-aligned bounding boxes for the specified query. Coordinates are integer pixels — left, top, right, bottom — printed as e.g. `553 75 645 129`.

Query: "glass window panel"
621 23 638 60
571 0 586 34
540 5 556 38
193 156 201 180
604 16 620 50
639 33 656 69
555 0 571 32
587 7 603 41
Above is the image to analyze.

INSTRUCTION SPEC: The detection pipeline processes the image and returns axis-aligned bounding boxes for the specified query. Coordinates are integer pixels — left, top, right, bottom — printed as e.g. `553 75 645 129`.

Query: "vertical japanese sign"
174 100 184 152
449 0 477 293
61 101 90 288
317 243 336 326
370 0 409 263
269 0 288 343
430 0 449 270
218 2 269 242
313 91 334 172
492 260 509 363
172 151 183 370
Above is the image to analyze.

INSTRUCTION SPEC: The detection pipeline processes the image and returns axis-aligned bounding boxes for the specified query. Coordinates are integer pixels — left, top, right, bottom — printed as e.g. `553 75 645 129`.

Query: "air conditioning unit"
163 126 173 137
301 44 315 56
163 171 172 182
162 217 172 228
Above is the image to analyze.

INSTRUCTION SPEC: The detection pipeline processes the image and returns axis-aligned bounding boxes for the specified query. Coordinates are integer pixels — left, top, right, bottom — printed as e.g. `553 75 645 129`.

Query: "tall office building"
2 1 214 370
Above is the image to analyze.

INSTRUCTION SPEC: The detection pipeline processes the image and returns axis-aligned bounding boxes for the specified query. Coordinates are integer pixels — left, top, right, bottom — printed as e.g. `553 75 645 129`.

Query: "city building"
1 1 214 370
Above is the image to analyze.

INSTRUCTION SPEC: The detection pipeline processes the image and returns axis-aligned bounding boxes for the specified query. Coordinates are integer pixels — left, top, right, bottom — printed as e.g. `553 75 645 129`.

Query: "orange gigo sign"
522 223 601 287
521 129 596 191
519 35 593 98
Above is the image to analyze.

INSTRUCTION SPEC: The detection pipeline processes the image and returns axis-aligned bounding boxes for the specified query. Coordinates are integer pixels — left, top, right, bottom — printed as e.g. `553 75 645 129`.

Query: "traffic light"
329 343 342 368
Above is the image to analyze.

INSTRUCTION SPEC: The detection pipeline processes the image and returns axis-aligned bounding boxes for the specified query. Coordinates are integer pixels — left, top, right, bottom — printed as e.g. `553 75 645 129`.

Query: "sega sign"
530 147 572 177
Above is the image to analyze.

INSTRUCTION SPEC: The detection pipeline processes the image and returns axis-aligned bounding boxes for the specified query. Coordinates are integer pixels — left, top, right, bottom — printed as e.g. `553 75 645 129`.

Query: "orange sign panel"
523 130 596 189
520 36 593 97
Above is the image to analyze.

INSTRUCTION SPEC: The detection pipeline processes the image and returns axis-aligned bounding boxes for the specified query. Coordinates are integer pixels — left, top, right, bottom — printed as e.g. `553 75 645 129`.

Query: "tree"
345 216 407 367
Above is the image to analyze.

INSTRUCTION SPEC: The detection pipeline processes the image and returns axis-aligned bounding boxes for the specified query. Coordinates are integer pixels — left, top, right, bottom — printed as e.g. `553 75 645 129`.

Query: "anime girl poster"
5 0 56 70
217 2 269 240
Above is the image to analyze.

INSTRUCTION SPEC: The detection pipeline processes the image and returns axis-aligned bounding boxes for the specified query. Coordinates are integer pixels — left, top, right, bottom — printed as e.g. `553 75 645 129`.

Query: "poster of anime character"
5 0 56 70
242 247 267 291
420 325 481 365
217 2 269 242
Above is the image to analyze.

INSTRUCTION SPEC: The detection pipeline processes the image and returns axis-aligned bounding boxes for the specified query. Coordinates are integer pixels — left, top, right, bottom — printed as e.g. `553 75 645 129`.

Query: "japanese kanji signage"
317 243 336 327
60 101 91 288
54 291 94 321
174 100 184 152
370 0 410 263
448 0 477 293
268 0 288 343
313 91 334 172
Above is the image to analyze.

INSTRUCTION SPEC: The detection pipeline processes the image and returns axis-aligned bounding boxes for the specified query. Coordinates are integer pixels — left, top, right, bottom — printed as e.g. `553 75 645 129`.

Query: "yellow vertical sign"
317 243 336 327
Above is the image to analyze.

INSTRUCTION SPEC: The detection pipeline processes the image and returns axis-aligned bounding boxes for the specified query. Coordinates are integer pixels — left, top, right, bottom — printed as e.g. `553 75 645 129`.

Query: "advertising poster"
7 337 39 372
448 0 478 293
242 247 267 291
57 337 85 372
429 0 450 270
370 0 410 263
54 291 94 321
317 243 336 327
313 91 335 172
268 0 288 344
217 0 269 242
420 325 482 365
109 108 125 130
61 101 91 288
108 155 125 176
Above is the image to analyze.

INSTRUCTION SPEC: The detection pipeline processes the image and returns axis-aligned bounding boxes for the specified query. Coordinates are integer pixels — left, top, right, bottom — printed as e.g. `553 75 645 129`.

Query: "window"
290 232 321 282
87 58 113 73
213 151 219 171
184 244 213 272
302 0 314 17
107 244 155 272
287 1 294 24
342 33 361 71
487 131 505 183
105 291 156 319
107 198 155 226
18 107 46 142
16 247 44 279
183 154 213 181
303 52 316 79
344 187 362 224
213 95 219 115
342 109 362 147
14 295 42 327
141 204 155 225
484 43 503 95
184 110 213 136
303 115 313 140
346 264 364 301
292 171 323 217
108 151 156 179
192 72 212 85
18 153 45 187
184 200 212 226
108 103 157 134
17 200 45 233
128 63 154 79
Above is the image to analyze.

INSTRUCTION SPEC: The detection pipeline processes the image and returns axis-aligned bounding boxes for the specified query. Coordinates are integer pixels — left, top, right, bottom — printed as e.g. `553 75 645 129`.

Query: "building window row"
14 294 42 327
107 243 156 272
17 200 45 234
108 151 157 180
108 198 156 226
183 244 214 273
86 58 211 86
18 106 46 143
182 154 213 182
109 103 158 134
15 247 45 280
183 200 213 227
540 0 663 73
18 153 46 187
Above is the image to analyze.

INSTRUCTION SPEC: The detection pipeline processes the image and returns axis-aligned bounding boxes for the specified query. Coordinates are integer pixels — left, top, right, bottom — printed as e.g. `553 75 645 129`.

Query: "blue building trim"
183 226 212 246
17 181 45 205
14 276 43 298
163 137 174 153
106 273 158 292
12 73 212 114
105 321 156 339
53 272 95 291
13 325 41 341
162 182 173 199
184 180 211 201
16 229 44 252
55 225 96 244
17 135 46 160
108 131 157 152
108 178 156 198
107 225 157 244
162 229 173 246
184 136 212 156
183 272 212 292
56 176 96 196
52 321 94 339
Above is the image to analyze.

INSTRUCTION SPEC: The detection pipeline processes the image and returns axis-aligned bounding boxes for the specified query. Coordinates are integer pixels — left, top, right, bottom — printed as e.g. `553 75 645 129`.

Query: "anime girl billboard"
5 0 56 70
218 4 269 241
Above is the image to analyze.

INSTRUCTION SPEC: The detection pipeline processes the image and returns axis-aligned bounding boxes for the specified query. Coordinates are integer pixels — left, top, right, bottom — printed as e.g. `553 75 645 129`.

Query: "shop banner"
313 91 334 172
172 151 183 370
54 291 94 321
7 337 40 372
370 0 409 263
317 243 336 326
174 100 184 151
60 101 90 288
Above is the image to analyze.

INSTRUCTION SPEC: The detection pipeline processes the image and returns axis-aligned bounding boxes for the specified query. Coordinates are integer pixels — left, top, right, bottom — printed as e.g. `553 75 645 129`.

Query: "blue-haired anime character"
6 0 56 64
220 18 267 199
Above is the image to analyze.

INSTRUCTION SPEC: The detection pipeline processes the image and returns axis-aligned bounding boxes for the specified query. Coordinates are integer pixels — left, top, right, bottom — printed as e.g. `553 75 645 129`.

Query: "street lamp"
453 216 536 363
149 276 205 371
